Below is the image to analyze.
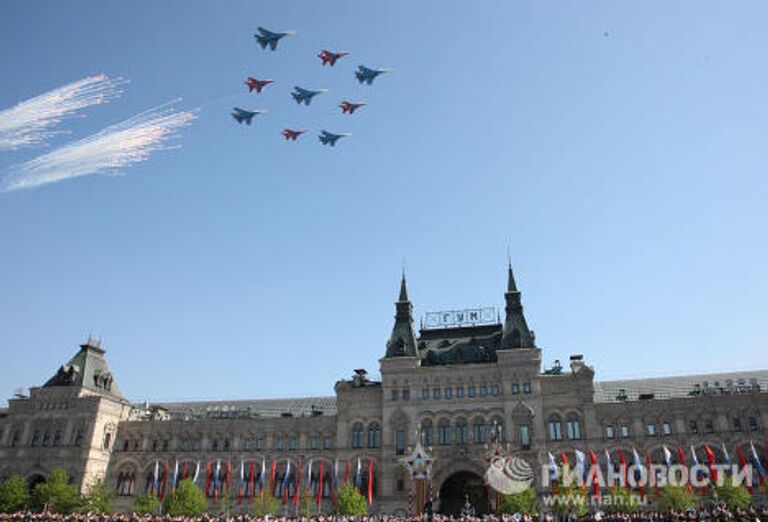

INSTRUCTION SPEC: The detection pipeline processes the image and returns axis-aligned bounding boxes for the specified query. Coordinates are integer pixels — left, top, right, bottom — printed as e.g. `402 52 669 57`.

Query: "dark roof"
417 324 502 366
594 370 768 403
43 340 125 401
145 396 337 419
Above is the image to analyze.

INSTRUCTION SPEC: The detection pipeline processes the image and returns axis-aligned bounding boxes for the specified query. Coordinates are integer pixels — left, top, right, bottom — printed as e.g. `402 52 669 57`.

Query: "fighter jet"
281 128 308 141
244 77 274 93
318 130 350 146
354 65 392 85
291 86 328 106
317 49 349 66
254 27 296 50
339 100 366 114
231 108 265 125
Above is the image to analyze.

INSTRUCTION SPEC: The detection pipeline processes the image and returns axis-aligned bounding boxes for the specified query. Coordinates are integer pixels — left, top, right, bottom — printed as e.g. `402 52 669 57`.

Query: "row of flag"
144 457 376 506
546 441 768 499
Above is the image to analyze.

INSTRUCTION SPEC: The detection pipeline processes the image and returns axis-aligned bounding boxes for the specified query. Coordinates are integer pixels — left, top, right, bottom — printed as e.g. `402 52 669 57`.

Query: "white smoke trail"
0 74 126 151
1 101 197 192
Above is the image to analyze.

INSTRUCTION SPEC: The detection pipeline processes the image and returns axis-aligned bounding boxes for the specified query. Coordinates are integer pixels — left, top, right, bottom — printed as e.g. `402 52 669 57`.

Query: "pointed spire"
501 263 535 349
385 273 417 358
399 272 409 302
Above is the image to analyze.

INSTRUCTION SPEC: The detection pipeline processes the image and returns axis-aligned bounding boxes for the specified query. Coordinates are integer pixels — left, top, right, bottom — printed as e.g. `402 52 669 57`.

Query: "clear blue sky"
1 1 766 405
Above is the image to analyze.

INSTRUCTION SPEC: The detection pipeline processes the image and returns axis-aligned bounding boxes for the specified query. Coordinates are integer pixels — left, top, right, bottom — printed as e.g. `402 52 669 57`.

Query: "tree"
164 479 208 516
251 493 280 517
133 492 160 514
0 476 30 512
602 487 640 514
500 487 539 515
80 479 113 513
335 483 367 516
31 469 80 513
713 480 752 510
657 486 697 511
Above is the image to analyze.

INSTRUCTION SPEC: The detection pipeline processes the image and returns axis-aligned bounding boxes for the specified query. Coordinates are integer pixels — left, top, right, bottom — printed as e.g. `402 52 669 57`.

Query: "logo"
486 456 533 494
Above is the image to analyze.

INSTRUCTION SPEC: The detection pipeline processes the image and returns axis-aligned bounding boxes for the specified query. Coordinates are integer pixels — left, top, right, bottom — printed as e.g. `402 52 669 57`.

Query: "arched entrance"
28 473 45 493
438 471 487 515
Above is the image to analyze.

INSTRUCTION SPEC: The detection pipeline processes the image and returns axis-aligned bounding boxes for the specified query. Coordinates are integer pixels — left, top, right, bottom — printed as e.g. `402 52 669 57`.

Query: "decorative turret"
385 274 418 357
500 264 535 349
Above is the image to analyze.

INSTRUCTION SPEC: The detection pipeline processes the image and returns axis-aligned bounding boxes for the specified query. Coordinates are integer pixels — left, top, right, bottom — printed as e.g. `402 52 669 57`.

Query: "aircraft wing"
257 27 274 37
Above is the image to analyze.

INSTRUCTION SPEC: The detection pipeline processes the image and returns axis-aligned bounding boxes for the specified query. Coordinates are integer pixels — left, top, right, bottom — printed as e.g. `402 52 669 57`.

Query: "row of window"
603 416 762 440
548 418 582 441
417 382 530 401
10 429 84 448
351 424 380 449
122 434 335 453
420 419 513 446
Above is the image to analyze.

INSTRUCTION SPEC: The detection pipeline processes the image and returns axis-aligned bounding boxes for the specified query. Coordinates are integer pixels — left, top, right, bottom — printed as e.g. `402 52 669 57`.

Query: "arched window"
566 415 582 440
351 423 364 449
420 419 433 446
473 418 486 444
455 418 468 445
116 467 136 496
548 415 563 441
368 424 381 448
437 419 451 445
489 417 505 442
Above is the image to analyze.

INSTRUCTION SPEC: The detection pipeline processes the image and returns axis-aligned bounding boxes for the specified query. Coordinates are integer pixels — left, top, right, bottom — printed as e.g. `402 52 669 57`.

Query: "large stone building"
1 267 766 514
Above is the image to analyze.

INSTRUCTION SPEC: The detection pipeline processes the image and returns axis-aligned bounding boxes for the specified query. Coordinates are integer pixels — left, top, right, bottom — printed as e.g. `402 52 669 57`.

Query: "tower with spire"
500 263 535 349
384 274 418 358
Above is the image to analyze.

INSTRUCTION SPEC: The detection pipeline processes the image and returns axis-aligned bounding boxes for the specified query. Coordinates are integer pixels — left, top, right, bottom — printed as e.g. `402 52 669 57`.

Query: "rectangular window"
256 438 264 449
438 424 450 445
491 384 500 396
396 479 405 491
456 387 464 398
704 419 714 434
566 421 581 440
53 431 63 447
422 388 429 400
548 422 562 441
276 436 284 451
646 424 656 436
605 426 614 439
310 436 318 450
31 431 40 447
620 425 629 438
468 386 476 398
433 388 441 400
689 420 698 434
289 436 297 450
474 423 486 444
520 425 530 449
455 424 468 444
511 383 520 394
748 417 759 431
402 389 410 401
479 385 488 397
391 390 399 401
324 436 332 450
732 418 742 432
662 422 672 436
444 387 452 399
523 382 532 394
395 430 405 455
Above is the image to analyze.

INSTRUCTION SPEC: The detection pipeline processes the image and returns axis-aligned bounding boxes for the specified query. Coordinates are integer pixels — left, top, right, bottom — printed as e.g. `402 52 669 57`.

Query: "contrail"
0 74 126 151
1 101 197 192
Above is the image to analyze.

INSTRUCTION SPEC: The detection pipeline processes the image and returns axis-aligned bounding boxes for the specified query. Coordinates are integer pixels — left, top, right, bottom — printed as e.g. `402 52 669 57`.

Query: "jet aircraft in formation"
231 108 265 125
281 129 308 141
354 65 392 85
339 101 366 114
245 77 274 93
317 49 349 66
254 27 296 50
291 86 328 106
318 130 350 147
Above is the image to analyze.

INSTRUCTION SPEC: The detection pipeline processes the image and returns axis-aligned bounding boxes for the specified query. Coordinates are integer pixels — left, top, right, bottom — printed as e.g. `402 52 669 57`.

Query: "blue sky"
1 1 766 405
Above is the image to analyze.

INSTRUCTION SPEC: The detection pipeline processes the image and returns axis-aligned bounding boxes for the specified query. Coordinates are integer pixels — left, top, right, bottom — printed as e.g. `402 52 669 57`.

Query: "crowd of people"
1 506 768 522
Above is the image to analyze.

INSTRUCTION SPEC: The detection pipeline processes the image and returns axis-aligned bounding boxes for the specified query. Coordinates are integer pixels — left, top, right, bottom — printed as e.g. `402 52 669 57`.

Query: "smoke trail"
0 75 126 151
1 101 197 192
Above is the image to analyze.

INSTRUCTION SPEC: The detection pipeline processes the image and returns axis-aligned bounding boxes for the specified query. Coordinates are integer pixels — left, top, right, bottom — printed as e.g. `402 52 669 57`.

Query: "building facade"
1 267 767 514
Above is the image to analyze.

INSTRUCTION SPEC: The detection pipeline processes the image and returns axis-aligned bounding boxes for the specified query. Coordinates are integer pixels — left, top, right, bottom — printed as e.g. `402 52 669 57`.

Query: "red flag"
182 461 188 481
159 460 169 501
294 460 302 506
618 450 629 491
704 444 718 485
736 445 753 494
560 452 570 467
589 451 599 499
249 462 256 499
226 460 231 491
204 461 211 498
367 459 374 505
317 460 325 508
676 446 693 494
270 460 277 494
344 460 350 484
